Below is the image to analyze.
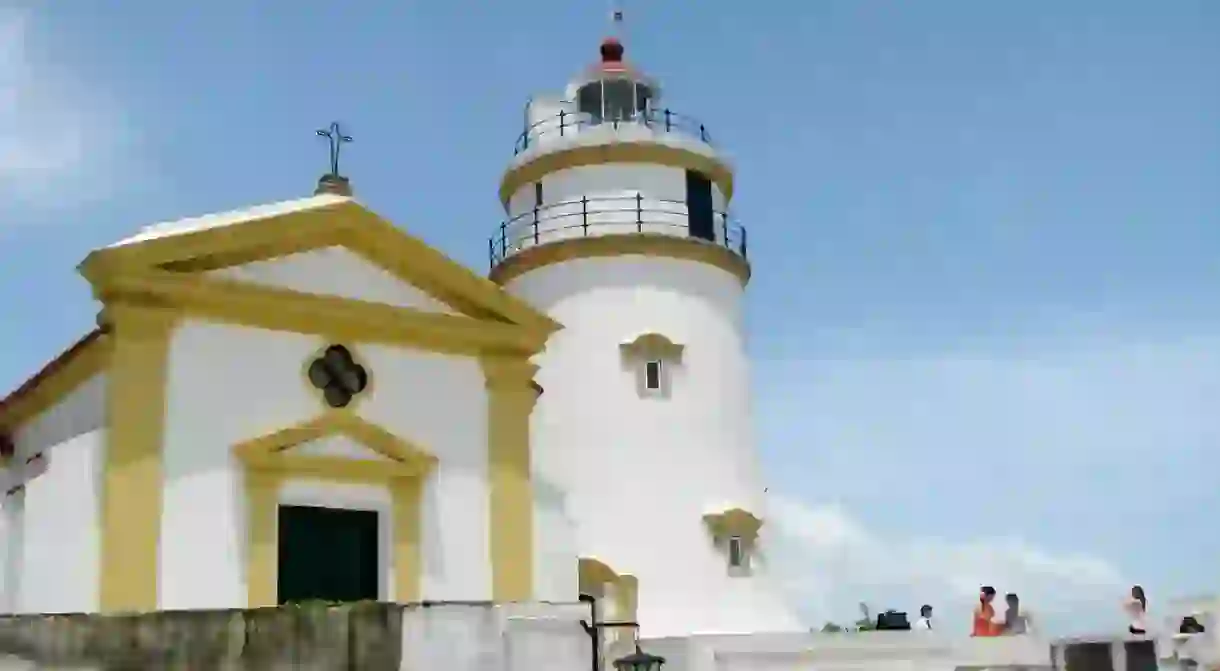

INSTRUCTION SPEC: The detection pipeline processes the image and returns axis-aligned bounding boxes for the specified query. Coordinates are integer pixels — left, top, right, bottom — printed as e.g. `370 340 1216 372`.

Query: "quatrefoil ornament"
307 345 369 409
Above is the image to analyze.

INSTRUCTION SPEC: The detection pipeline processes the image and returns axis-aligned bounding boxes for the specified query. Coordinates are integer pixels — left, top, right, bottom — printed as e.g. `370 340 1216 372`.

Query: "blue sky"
2 0 1218 634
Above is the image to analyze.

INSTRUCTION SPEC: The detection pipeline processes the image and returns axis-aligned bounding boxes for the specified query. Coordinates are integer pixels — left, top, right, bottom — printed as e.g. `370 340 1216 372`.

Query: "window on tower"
602 79 635 121
644 360 663 391
620 333 684 400
703 508 763 578
577 83 604 120
728 535 746 569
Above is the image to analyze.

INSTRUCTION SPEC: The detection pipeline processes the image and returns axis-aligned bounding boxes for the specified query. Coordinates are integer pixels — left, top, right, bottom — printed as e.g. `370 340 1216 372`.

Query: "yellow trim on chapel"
0 329 110 435
93 270 548 357
78 197 560 337
578 557 641 626
702 507 763 545
98 301 177 613
233 411 436 607
482 355 539 601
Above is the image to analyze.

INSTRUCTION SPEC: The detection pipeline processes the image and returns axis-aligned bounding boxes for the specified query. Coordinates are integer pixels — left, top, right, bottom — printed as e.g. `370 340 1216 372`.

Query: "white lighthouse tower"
488 33 801 638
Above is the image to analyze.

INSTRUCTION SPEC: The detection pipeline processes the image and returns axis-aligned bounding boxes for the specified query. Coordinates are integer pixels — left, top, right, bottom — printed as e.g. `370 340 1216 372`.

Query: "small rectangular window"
644 360 662 390
534 181 543 207
728 536 745 568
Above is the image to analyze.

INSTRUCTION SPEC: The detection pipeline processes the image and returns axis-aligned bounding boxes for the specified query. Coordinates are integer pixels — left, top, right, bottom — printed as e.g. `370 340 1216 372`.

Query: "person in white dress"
1125 585 1149 636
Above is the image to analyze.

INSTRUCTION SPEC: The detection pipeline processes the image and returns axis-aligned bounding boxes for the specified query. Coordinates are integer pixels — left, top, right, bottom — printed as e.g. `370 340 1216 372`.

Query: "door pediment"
232 411 436 481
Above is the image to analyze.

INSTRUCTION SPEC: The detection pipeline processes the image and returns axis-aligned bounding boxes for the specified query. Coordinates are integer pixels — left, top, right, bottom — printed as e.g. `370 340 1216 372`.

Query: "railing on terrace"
515 108 712 155
488 194 747 269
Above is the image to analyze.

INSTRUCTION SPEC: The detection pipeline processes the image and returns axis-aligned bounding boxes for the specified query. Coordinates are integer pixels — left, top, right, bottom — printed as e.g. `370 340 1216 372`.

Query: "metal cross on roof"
315 121 353 177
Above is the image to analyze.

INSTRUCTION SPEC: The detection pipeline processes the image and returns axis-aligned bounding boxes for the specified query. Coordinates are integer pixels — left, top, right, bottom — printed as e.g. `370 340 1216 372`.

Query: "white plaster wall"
506 257 799 637
399 601 591 671
1 374 106 615
646 632 1055 671
520 96 576 153
208 246 455 314
8 374 105 456
158 318 491 609
530 414 580 602
502 164 729 257
11 431 103 615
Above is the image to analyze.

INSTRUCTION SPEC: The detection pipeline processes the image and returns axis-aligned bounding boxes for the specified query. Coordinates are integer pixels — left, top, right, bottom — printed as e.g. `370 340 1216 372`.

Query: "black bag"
876 611 911 631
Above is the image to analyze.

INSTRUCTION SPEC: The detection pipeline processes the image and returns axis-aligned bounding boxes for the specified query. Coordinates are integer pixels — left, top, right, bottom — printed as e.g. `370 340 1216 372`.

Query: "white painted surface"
6 375 105 459
0 491 19 614
294 434 395 461
12 430 103 615
399 602 590 671
530 425 580 603
0 375 105 615
106 194 348 248
208 246 456 313
644 632 1055 671
514 86 719 167
501 163 732 259
157 318 491 609
507 257 798 637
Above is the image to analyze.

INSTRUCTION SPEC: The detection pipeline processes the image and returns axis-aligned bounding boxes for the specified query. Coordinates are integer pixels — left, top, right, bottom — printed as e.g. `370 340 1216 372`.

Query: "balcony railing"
488 195 747 269
514 109 712 155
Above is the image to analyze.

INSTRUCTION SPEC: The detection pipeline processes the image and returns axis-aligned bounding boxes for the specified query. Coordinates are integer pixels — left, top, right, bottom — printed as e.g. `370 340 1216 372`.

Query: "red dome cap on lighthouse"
585 35 647 79
600 36 625 63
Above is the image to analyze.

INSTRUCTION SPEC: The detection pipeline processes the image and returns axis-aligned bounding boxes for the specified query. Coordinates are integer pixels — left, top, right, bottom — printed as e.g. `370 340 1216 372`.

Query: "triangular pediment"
79 195 558 335
232 412 436 479
207 246 458 314
292 434 396 462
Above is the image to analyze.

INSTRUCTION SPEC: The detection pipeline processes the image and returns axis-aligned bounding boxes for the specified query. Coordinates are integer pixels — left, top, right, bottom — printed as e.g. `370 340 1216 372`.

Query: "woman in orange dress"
972 586 1000 636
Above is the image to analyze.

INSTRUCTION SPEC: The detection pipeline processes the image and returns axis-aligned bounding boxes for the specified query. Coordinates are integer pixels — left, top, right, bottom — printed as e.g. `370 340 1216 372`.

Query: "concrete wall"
159 318 491 609
646 631 1056 671
0 601 592 670
508 256 799 637
1 375 106 615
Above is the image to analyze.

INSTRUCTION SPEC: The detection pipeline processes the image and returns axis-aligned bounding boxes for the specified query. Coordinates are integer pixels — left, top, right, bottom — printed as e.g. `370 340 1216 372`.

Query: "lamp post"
612 645 666 671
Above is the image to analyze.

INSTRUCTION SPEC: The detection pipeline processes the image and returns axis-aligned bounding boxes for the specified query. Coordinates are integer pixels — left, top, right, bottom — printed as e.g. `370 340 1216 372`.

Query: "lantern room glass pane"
603 79 635 121
577 83 603 120
635 84 653 113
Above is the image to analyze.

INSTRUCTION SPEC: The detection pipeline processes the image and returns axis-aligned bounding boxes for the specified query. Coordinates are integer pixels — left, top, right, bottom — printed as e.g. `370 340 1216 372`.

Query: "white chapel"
0 35 799 640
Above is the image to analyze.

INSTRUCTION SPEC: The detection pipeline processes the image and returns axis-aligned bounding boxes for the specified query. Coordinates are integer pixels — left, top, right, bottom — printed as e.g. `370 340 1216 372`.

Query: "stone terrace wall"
0 601 592 670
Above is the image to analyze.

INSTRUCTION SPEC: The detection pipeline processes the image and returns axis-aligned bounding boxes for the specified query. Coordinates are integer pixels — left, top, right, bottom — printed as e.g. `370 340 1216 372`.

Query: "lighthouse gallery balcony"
488 194 748 270
514 107 713 156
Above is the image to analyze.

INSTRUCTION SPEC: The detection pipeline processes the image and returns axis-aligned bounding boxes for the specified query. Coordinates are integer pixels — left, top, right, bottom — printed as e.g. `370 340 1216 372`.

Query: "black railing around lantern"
487 194 748 269
515 108 712 155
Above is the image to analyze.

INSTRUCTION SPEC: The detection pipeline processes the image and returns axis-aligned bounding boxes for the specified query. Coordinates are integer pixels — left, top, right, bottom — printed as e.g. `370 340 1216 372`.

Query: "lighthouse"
488 35 801 637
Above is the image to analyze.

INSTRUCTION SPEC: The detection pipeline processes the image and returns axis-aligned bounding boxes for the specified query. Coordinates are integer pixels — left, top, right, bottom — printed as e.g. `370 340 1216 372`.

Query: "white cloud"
763 494 1126 635
0 7 131 211
752 332 1220 636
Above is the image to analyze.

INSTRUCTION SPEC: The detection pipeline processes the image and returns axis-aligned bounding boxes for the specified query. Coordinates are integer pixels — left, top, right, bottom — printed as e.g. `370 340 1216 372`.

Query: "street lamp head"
613 645 665 671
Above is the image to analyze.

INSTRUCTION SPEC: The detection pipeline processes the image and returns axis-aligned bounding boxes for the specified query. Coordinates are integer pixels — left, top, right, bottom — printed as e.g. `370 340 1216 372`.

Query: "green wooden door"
277 505 379 604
